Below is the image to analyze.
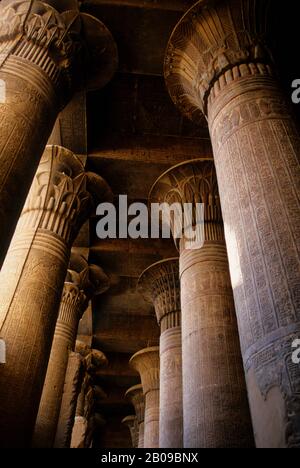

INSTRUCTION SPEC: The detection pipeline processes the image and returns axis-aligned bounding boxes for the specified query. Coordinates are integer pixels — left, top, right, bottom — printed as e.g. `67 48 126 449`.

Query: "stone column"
51 351 84 449
122 416 139 449
125 384 145 449
0 145 112 447
0 0 117 263
150 160 253 448
33 254 110 448
164 0 300 448
130 348 160 449
138 259 183 448
69 346 108 449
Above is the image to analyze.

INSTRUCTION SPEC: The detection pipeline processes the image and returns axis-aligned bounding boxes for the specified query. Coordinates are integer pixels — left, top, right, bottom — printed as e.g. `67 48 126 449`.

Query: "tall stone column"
33 254 110 448
125 384 145 449
51 351 84 450
130 348 160 449
150 160 253 448
164 0 300 448
122 416 139 449
0 145 112 447
138 259 183 448
69 344 108 449
0 0 117 263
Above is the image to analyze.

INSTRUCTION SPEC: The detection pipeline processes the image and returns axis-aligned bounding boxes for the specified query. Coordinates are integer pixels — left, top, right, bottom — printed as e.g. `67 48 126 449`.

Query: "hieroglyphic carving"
180 243 254 448
164 0 300 448
0 145 112 447
159 327 183 448
209 77 300 447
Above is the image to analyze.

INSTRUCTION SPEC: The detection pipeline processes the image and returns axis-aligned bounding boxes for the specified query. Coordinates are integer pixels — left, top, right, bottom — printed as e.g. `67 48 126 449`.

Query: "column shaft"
144 390 160 449
0 57 57 262
125 385 145 449
138 259 183 448
0 228 69 447
33 285 84 447
53 351 84 449
34 258 109 448
150 160 254 448
209 73 300 448
122 416 139 448
130 348 160 449
164 0 300 447
69 347 108 449
138 422 145 449
0 146 111 447
159 327 182 448
180 241 253 448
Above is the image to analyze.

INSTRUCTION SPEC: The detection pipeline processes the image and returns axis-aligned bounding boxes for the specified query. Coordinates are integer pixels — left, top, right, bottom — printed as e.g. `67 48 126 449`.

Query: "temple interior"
0 0 299 449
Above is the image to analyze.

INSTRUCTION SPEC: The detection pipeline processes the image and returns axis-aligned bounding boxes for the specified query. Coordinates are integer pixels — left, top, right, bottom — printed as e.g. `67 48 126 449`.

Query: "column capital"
0 0 118 106
130 347 160 396
62 253 110 314
122 415 137 426
122 415 138 448
164 0 275 118
75 341 108 373
19 145 113 246
138 258 180 332
149 159 224 249
125 384 145 424
59 252 110 326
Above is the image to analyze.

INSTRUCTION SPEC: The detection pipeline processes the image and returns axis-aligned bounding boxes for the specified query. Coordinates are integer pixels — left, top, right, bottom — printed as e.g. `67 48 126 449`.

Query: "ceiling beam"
88 135 212 165
82 0 193 12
